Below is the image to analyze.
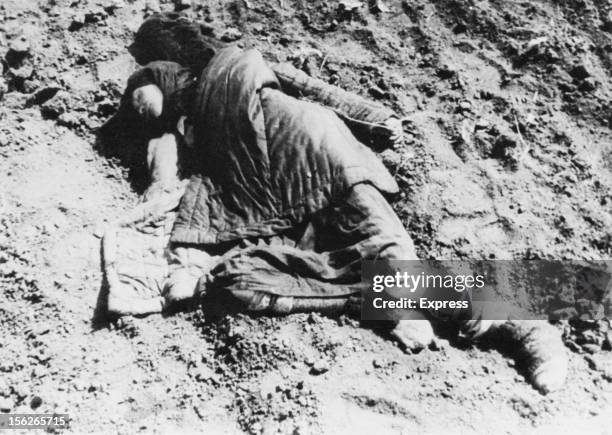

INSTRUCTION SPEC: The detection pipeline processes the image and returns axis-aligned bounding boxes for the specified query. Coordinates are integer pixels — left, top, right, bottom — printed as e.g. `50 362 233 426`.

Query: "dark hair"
165 79 197 131
105 61 196 141
129 12 228 75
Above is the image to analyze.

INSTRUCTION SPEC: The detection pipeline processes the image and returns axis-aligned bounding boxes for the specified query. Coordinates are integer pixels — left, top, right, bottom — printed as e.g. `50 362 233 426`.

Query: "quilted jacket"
170 47 398 245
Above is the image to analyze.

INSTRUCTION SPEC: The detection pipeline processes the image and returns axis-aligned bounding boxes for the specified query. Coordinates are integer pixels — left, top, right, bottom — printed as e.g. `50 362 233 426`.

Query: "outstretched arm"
271 62 403 148
143 132 182 202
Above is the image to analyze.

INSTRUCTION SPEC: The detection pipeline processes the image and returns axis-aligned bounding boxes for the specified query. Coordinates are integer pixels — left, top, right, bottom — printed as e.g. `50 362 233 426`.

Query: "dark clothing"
107 42 418 317
129 13 227 75
201 183 417 313
128 13 398 147
270 63 396 149
170 47 398 245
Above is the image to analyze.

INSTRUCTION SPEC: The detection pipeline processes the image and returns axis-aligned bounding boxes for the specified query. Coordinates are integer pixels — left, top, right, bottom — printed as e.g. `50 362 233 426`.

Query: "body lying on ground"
100 20 568 394
103 13 403 157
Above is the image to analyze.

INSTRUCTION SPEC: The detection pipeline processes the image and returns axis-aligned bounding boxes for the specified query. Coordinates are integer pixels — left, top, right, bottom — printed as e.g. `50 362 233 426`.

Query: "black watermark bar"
361 260 612 321
0 414 70 430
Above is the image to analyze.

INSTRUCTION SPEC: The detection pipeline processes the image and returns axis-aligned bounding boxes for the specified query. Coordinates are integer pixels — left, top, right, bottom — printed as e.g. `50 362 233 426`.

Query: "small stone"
474 119 489 130
69 13 86 31
87 382 104 393
429 338 448 351
371 0 390 13
27 87 60 106
9 38 30 54
40 91 72 119
57 112 81 128
145 0 161 13
0 397 12 413
582 343 601 354
436 63 456 79
221 27 243 42
458 101 472 113
104 0 123 13
22 79 41 94
10 64 34 80
310 359 329 375
307 312 322 324
578 78 597 92
30 396 42 410
339 0 363 10
380 149 402 169
376 77 389 91
569 64 590 80
522 36 548 55
453 22 467 34
84 7 108 23
368 85 387 99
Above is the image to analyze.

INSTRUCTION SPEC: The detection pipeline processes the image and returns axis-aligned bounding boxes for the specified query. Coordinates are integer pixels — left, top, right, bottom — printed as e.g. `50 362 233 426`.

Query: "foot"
163 267 201 304
501 320 568 394
391 319 435 353
107 294 164 316
463 319 568 393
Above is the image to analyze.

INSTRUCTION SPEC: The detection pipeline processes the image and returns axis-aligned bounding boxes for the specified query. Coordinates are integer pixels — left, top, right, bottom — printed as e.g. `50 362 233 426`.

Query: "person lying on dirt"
103 46 568 395
110 12 404 150
113 55 401 200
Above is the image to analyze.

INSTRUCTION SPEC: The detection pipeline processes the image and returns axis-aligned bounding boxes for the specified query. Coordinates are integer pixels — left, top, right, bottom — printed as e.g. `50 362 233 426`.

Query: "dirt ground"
1 0 612 433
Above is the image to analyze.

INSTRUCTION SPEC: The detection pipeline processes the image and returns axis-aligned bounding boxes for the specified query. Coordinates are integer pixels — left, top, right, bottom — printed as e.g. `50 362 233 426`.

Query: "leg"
107 293 165 316
352 186 567 388
315 183 435 352
201 183 436 351
462 318 567 394
102 190 191 317
103 225 166 316
162 246 219 305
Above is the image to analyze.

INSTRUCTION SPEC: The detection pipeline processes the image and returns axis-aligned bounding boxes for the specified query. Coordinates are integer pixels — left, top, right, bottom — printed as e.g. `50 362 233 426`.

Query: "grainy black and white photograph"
0 0 611 433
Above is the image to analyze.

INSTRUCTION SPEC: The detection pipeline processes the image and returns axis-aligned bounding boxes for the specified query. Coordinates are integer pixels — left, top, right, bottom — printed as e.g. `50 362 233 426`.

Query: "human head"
129 12 227 74
117 61 195 136
131 84 164 120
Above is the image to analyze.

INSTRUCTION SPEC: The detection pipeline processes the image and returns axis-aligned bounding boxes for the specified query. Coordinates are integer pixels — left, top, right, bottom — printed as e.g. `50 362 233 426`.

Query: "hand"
163 268 201 303
142 182 167 203
383 117 403 146
141 179 187 203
